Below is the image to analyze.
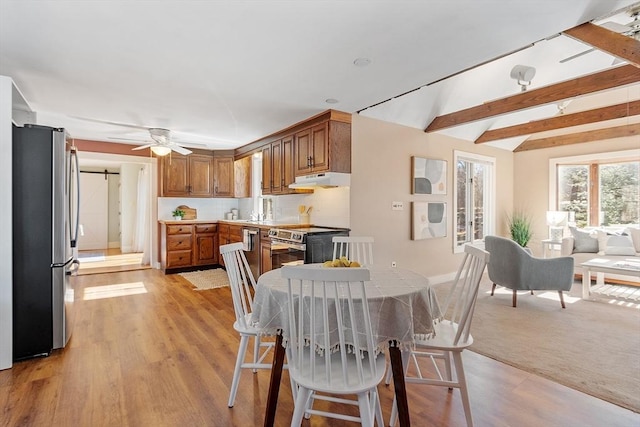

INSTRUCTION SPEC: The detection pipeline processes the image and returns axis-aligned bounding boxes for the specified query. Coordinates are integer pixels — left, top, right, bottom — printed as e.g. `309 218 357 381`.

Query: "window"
454 151 495 252
556 156 639 228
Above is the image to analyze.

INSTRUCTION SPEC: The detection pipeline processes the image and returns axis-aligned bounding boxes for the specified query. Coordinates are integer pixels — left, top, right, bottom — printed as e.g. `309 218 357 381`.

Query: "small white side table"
541 239 562 258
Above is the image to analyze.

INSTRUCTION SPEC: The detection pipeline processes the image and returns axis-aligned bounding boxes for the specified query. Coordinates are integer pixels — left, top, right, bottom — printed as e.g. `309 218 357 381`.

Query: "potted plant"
507 211 532 248
172 208 185 220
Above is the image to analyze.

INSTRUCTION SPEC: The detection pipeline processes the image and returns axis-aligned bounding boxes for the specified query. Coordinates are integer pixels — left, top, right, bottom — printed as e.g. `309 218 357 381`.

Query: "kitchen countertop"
158 219 309 229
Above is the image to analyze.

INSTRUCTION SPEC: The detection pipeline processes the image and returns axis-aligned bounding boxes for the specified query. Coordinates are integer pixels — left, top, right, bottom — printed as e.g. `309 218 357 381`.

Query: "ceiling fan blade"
71 116 150 130
132 143 154 151
108 136 149 142
170 145 192 155
559 47 596 63
173 141 208 148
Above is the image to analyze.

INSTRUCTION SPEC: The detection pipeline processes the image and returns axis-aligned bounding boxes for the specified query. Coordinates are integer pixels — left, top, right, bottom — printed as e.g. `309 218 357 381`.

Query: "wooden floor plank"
1 268 638 426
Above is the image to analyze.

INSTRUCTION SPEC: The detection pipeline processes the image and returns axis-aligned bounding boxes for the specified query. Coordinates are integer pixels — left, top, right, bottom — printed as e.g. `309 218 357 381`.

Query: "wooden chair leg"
491 283 496 296
512 290 517 307
558 291 566 309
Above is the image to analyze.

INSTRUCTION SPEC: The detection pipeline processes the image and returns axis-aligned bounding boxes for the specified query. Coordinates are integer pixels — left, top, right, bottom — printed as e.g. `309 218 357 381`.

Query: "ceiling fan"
72 115 209 155
130 128 193 156
560 10 640 63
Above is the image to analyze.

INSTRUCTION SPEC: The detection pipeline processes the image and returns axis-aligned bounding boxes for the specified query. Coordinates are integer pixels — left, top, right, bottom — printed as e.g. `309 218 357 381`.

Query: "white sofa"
561 226 640 284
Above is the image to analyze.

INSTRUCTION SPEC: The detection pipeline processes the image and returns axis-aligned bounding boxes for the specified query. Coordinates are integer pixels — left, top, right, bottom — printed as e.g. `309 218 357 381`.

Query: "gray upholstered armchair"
485 235 574 308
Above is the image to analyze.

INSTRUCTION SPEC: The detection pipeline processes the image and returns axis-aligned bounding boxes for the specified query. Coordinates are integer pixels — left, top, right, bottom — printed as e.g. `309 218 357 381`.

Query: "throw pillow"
624 227 640 253
569 226 598 253
596 230 636 256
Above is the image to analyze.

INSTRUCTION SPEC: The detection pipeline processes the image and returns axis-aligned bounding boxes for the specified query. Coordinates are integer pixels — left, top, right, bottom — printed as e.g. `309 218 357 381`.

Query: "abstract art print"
412 157 447 194
412 201 447 240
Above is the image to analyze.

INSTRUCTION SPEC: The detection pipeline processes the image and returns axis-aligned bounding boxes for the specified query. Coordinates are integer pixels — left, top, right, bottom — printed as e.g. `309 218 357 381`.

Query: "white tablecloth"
251 265 442 352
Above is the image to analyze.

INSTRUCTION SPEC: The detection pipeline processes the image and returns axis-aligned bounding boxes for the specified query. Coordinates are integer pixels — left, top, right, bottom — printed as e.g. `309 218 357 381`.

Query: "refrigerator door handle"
66 259 80 276
52 256 74 269
69 146 80 248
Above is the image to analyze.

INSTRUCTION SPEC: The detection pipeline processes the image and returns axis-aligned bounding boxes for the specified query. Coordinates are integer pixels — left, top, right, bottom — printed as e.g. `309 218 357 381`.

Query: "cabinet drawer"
167 224 193 235
196 224 217 234
166 250 192 268
167 235 192 250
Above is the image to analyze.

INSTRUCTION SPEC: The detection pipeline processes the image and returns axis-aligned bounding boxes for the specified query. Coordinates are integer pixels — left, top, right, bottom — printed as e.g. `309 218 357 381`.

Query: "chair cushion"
596 230 636 256
569 226 598 253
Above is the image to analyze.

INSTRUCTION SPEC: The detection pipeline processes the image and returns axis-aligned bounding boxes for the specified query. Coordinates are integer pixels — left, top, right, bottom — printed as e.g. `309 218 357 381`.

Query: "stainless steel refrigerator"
12 124 80 361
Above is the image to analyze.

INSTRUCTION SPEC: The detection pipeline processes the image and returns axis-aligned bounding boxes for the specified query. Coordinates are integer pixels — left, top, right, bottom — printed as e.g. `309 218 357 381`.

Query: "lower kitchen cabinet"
260 229 272 274
194 224 218 266
161 222 219 272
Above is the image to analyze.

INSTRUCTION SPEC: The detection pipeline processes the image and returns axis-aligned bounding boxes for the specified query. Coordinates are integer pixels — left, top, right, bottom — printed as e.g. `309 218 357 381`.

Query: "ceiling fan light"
150 145 172 156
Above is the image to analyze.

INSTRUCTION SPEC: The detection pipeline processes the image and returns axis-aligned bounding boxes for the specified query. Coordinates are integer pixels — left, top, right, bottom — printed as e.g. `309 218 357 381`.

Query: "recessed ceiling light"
353 57 371 67
325 98 339 104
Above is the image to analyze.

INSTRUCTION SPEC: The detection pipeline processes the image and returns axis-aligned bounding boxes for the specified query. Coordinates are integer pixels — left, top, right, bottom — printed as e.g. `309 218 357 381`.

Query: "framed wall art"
412 156 447 195
412 201 447 240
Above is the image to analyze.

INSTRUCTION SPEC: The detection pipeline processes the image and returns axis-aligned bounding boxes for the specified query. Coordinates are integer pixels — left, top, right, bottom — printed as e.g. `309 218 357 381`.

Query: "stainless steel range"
267 227 349 268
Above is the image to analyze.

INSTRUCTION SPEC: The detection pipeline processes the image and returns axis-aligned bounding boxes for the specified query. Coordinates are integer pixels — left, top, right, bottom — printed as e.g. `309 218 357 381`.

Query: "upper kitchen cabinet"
213 155 234 197
262 134 299 195
213 153 251 198
160 153 214 197
295 119 350 176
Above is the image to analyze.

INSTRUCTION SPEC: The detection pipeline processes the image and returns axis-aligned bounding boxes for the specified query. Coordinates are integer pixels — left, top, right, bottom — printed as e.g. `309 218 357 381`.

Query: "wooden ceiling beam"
424 64 640 132
475 100 640 143
513 123 640 152
563 22 640 68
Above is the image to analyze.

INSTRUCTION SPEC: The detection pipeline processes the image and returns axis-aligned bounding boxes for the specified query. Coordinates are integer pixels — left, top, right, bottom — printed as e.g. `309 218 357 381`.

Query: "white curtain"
132 165 150 264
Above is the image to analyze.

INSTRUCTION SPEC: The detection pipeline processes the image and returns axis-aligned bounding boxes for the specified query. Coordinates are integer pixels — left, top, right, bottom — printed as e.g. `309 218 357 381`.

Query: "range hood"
288 172 350 189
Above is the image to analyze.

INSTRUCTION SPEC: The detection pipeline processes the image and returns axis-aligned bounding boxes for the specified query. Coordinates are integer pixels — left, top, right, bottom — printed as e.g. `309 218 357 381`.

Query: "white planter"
173 216 182 221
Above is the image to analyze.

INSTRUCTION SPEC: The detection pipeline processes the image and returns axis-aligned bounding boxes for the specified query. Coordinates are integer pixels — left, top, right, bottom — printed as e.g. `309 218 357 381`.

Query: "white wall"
0 76 13 369
350 114 514 279
107 171 120 247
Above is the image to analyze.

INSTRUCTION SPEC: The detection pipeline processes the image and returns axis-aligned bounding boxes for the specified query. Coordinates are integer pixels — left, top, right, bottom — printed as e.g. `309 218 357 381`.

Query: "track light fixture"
510 65 536 92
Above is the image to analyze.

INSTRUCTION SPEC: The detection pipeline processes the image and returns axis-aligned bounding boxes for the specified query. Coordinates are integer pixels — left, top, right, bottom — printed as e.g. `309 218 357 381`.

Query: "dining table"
251 264 442 427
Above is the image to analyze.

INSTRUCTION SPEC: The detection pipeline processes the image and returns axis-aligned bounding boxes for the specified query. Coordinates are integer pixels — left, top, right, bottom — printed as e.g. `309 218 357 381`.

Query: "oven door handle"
271 239 306 252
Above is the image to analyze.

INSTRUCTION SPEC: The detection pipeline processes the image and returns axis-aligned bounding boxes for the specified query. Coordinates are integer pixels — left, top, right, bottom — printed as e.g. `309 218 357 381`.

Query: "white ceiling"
1 0 638 151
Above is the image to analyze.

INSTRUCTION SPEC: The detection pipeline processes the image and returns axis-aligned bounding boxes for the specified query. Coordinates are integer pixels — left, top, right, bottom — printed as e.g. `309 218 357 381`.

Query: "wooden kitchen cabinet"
160 153 214 197
213 155 234 197
194 223 218 266
260 229 272 275
161 222 220 272
161 223 194 270
262 134 300 195
217 223 243 268
212 154 250 198
294 119 351 176
234 156 251 198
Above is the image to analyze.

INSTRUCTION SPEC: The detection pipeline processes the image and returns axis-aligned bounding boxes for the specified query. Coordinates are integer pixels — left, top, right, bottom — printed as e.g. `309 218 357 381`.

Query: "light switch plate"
392 201 404 211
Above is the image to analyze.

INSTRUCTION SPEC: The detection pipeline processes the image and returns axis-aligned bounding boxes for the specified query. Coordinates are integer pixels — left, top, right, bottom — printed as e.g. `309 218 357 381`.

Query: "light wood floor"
1 269 638 426
78 249 149 275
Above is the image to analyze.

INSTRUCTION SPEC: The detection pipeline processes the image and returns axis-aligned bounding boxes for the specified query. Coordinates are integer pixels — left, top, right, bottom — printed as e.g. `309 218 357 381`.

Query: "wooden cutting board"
177 205 197 220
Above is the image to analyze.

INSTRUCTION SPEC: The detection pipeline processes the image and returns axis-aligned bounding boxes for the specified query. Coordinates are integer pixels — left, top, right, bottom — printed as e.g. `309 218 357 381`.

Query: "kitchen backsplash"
158 186 349 228
157 197 239 220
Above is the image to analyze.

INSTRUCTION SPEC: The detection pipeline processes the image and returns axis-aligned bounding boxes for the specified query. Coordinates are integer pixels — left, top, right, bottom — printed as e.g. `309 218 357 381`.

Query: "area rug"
178 269 230 290
432 277 640 412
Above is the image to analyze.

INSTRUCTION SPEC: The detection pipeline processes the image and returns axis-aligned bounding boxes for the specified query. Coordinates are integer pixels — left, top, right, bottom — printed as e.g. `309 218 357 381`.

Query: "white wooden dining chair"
389 244 490 427
220 242 279 408
281 265 386 427
332 236 375 266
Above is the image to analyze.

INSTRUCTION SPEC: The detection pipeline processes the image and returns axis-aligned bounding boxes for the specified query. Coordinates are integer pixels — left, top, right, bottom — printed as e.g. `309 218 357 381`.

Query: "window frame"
453 150 496 253
549 149 640 226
